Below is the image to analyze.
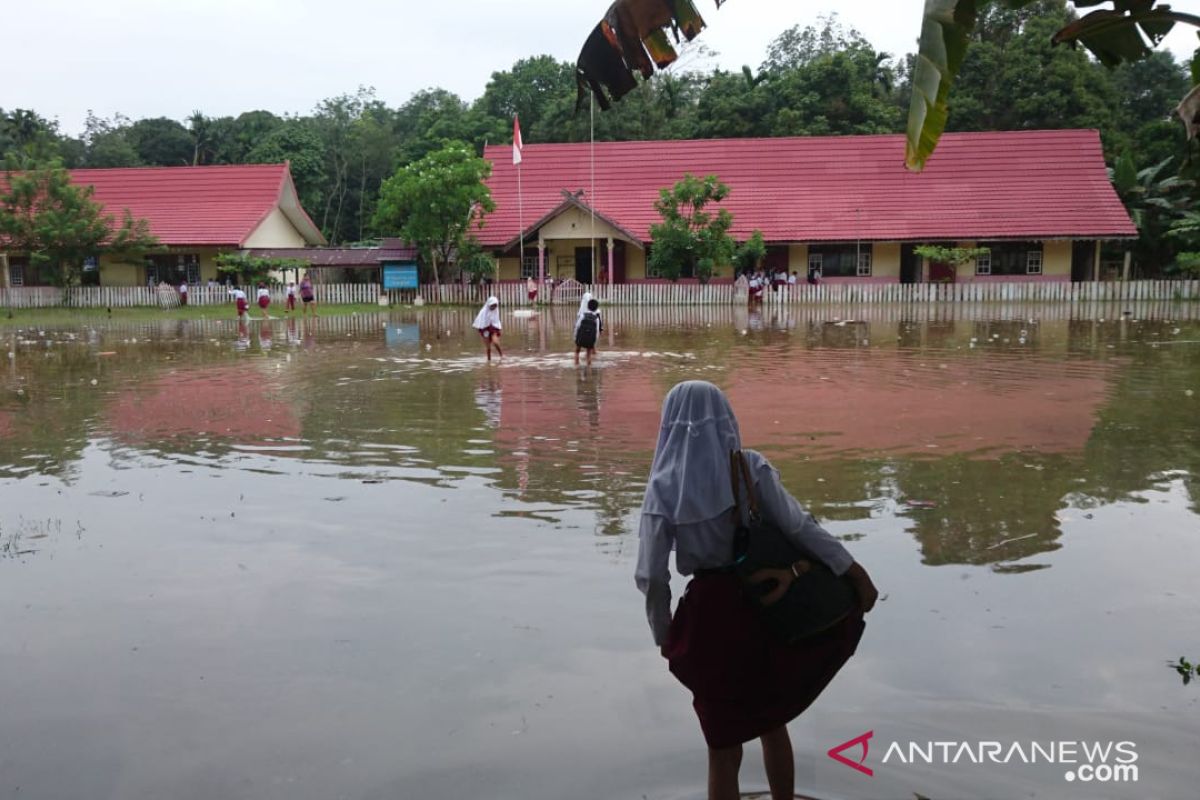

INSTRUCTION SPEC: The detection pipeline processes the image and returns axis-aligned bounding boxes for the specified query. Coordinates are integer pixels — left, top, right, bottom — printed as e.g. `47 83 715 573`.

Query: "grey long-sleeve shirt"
634 449 854 646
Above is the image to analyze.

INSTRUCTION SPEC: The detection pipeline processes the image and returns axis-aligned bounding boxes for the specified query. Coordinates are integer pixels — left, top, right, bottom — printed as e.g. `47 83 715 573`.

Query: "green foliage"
648 174 735 283
126 117 193 166
1170 656 1198 685
734 230 767 272
906 0 1200 170
213 253 306 285
1109 154 1195 273
455 238 498 282
914 245 989 266
373 142 495 285
0 158 158 288
1172 252 1200 276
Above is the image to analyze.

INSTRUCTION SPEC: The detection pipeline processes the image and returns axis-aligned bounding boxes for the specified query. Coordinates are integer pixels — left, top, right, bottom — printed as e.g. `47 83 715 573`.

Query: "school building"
1 163 326 288
479 130 1137 284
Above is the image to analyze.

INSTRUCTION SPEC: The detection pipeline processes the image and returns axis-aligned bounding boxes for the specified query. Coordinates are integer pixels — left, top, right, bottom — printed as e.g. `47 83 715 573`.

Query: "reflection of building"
105 365 301 444
481 130 1135 284
2 164 325 287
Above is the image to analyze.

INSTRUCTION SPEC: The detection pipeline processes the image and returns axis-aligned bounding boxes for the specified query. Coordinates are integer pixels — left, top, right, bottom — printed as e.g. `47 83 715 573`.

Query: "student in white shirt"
636 381 878 800
230 285 248 319
256 283 271 320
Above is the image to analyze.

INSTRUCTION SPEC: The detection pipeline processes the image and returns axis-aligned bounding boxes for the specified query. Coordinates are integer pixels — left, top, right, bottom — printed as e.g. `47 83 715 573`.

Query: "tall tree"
372 142 494 286
647 173 735 283
126 117 194 166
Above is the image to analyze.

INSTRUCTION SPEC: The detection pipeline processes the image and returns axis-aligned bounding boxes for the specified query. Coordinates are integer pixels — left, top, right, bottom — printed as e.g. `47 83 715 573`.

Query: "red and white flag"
513 115 523 165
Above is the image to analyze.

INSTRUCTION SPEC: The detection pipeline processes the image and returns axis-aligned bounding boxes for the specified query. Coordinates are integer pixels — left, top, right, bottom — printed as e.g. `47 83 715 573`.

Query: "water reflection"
2 303 1199 799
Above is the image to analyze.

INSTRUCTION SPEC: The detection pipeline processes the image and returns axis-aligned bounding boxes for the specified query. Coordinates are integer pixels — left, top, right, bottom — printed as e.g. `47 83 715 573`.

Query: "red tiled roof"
3 163 325 247
480 130 1136 247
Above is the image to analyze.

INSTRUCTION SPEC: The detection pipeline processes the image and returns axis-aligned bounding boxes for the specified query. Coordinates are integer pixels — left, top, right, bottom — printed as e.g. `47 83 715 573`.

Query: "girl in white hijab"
573 291 593 337
472 296 503 362
635 380 878 800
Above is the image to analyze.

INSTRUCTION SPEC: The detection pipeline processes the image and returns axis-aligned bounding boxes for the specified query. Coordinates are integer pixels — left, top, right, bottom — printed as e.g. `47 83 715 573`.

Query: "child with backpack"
574 296 603 366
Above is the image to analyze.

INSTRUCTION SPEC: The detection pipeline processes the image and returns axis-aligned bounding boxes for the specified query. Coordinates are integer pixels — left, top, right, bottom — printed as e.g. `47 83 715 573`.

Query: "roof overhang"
500 190 644 252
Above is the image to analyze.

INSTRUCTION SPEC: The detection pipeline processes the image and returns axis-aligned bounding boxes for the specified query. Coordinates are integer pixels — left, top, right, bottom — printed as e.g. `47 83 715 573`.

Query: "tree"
246 119 325 222
1109 154 1195 275
477 56 576 143
914 245 990 282
647 174 735 283
372 142 495 286
906 0 1200 169
0 158 158 289
126 117 194 166
81 112 141 168
733 230 766 274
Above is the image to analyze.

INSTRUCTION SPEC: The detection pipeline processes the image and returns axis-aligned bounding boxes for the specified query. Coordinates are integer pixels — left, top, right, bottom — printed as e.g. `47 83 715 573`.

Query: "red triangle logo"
827 730 874 777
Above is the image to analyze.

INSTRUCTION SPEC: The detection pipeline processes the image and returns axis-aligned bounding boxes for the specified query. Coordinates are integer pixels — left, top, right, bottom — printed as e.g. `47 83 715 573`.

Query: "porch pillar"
607 237 614 285
1092 240 1102 282
1122 250 1132 282
537 238 545 296
0 253 8 290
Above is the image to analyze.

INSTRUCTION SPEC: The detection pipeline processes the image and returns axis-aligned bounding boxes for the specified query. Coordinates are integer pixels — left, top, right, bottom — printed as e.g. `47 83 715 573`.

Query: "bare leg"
493 339 503 359
586 347 594 366
760 726 795 800
574 346 581 365
707 744 743 800
484 338 492 362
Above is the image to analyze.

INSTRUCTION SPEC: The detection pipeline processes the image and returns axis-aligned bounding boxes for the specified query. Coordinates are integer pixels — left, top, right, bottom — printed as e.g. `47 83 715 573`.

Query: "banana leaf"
576 0 721 111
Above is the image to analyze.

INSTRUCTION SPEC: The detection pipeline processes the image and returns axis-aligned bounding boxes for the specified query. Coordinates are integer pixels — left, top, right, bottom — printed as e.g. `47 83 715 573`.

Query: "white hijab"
641 381 743 525
575 291 594 334
473 296 501 330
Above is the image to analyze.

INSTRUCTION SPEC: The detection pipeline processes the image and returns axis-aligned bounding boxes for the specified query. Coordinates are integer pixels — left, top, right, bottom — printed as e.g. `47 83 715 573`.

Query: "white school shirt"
287 285 296 297
179 283 188 294
257 287 270 300
635 449 854 646
230 288 247 301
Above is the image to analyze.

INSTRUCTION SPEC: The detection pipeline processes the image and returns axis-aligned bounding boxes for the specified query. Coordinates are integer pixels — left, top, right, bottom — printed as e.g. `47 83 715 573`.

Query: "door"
1071 240 1096 282
900 244 920 283
928 260 956 283
574 247 593 284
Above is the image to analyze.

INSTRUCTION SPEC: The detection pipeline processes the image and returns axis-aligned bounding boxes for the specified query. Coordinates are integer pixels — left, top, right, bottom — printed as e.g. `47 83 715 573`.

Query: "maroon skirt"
666 573 864 749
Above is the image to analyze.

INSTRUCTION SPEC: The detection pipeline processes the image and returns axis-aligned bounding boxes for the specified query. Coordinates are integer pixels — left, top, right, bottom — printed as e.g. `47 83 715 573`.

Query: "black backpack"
575 311 599 348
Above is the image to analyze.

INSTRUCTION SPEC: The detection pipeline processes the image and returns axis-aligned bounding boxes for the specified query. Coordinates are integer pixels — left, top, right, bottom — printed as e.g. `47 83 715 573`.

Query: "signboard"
382 261 419 290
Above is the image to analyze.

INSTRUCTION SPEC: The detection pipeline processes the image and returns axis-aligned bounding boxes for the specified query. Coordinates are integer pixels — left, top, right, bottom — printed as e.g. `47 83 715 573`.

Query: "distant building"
1 163 325 287
480 130 1137 284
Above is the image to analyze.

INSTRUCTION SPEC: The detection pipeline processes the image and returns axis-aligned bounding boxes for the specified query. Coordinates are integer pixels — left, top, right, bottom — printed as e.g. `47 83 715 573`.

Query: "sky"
4 0 1198 136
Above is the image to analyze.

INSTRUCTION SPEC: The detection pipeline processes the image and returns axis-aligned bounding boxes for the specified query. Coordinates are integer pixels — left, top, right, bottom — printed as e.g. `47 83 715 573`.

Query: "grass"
0 303 389 326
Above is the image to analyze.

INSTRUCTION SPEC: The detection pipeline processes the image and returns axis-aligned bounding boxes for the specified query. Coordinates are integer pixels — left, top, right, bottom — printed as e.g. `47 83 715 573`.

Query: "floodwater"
1 303 1198 800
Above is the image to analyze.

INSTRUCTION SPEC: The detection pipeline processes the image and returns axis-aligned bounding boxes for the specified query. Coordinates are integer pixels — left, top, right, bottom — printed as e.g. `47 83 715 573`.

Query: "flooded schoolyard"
1 302 1198 800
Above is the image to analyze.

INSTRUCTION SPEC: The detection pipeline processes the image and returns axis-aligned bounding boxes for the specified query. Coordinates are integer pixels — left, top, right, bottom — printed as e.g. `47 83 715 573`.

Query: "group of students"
229 275 318 319
471 291 604 364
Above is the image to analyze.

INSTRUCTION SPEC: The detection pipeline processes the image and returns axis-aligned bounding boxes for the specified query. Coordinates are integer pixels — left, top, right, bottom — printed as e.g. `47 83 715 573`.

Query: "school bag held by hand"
729 450 857 642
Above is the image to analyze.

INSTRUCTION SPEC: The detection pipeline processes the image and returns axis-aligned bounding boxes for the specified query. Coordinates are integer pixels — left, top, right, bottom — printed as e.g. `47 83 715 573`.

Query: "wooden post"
1122 250 1132 282
1092 240 1102 282
607 236 614 285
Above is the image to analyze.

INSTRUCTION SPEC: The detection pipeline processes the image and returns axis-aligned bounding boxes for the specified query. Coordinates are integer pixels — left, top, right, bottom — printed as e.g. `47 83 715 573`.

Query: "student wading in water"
472 296 503 362
636 381 878 800
574 293 603 366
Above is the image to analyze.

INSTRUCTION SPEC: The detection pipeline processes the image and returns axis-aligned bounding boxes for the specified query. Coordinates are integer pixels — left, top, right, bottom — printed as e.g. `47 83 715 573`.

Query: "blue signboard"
382 261 419 290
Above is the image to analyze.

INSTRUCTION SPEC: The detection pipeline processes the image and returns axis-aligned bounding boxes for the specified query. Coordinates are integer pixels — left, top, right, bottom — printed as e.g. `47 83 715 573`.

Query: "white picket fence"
2 279 1198 310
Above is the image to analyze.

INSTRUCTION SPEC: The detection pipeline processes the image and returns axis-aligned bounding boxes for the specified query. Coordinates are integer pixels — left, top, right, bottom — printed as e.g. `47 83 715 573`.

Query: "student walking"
178 281 188 307
256 283 271 319
472 296 503 362
574 296 603 366
299 273 317 317
636 381 878 800
230 284 249 319
285 282 297 313
526 276 538 305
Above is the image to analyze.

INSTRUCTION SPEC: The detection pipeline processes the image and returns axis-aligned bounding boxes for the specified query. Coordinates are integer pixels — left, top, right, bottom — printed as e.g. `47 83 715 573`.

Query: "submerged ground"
1 302 1197 800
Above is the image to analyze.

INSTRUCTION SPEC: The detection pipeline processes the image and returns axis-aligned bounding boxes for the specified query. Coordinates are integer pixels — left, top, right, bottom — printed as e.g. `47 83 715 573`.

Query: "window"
520 250 540 279
808 245 872 277
145 253 200 285
857 250 872 277
8 262 24 287
975 252 992 276
1026 250 1043 275
185 255 201 285
977 242 1043 276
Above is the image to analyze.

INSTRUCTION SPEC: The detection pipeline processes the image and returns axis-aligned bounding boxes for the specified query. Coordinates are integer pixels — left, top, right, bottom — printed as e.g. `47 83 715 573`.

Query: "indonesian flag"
513 115 523 165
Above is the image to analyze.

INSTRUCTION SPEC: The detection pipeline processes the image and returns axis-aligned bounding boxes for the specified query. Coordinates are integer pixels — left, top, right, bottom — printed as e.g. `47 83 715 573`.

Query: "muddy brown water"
1 304 1198 800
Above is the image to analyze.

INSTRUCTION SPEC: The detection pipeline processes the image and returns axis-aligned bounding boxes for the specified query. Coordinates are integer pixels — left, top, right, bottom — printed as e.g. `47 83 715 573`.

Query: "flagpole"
590 92 596 286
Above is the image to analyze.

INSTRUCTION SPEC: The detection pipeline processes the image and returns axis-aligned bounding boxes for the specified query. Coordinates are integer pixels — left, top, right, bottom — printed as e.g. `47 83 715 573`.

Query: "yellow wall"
872 243 901 279
1044 241 1071 278
497 238 648 282
787 244 809 273
242 208 309 249
100 247 225 286
538 208 628 243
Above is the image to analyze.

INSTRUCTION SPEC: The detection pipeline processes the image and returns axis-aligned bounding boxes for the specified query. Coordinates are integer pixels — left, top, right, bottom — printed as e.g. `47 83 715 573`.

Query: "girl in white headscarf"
636 380 878 800
472 296 503 362
573 291 594 337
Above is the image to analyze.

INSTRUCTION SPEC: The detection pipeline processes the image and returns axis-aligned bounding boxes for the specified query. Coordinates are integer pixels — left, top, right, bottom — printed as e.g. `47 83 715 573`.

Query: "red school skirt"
478 325 501 340
666 573 865 749
258 295 270 309
236 298 248 314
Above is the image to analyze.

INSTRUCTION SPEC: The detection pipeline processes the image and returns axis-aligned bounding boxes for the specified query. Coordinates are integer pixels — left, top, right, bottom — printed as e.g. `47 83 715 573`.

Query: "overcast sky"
4 0 1198 135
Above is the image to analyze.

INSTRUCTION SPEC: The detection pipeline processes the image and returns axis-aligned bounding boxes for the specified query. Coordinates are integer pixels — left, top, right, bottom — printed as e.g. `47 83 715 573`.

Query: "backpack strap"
729 449 761 524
